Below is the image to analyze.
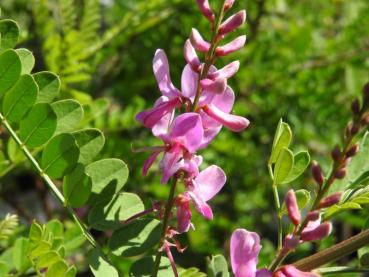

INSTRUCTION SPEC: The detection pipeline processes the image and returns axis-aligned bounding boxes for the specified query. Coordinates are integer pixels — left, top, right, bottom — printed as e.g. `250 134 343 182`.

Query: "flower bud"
305 211 320 222
361 113 369 125
208 61 240 79
363 82 369 102
196 0 215 22
223 0 235 12
200 78 227 94
184 39 201 72
301 222 332 242
285 189 301 225
311 161 324 186
346 122 359 136
335 168 347 179
351 98 361 115
317 192 342 209
283 234 300 250
190 28 210 52
331 145 341 161
218 10 246 35
346 143 359 157
215 35 246 56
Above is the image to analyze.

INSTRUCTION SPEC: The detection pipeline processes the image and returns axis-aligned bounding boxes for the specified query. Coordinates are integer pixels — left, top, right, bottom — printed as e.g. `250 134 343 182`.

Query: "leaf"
281 189 311 215
7 137 24 163
359 223 369 266
0 49 22 96
36 251 60 268
29 221 43 243
0 19 19 50
16 48 35 74
88 248 119 277
179 268 207 277
46 260 68 277
45 219 64 238
34 71 60 103
269 119 292 164
207 255 229 277
3 74 38 123
325 202 362 218
129 256 171 277
0 261 9 276
281 151 310 184
30 241 52 259
85 158 128 199
63 164 92 208
41 133 79 179
65 266 77 277
51 99 84 134
88 192 144 231
64 224 85 252
273 147 294 185
73 128 105 164
19 103 57 148
108 219 161 257
12 238 31 272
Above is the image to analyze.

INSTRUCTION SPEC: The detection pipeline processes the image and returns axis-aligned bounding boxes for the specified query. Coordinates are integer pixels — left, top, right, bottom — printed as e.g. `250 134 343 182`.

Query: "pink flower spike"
317 192 342 209
184 40 201 72
231 229 262 277
190 28 211 52
215 35 246 56
200 78 227 94
208 61 240 79
136 97 181 128
219 10 246 35
153 49 180 98
301 222 332 242
276 265 319 277
196 0 215 22
203 104 250 132
285 189 301 226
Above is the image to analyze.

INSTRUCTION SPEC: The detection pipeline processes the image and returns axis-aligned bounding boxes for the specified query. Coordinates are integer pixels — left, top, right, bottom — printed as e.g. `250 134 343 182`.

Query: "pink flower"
300 214 332 242
176 165 226 233
142 113 204 184
215 35 246 56
196 0 214 22
190 28 210 52
230 229 271 277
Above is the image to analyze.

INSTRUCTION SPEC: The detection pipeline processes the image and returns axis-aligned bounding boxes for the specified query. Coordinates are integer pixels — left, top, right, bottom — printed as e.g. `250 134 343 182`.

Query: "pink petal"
188 191 213 219
184 40 201 72
200 125 222 149
160 144 183 184
277 265 319 277
301 222 332 242
256 269 272 277
176 195 193 233
181 64 199 100
285 189 301 226
180 155 203 179
190 28 210 52
219 10 246 35
151 96 175 137
135 97 181 128
203 104 250 132
231 229 261 277
153 49 180 98
215 35 246 56
194 165 226 201
208 61 240 79
200 78 227 94
212 86 235 113
169 113 204 153
196 0 214 22
142 151 162 176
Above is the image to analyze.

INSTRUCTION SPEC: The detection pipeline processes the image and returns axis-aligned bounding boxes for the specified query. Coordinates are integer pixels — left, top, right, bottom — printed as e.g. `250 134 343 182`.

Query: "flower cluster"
136 0 248 233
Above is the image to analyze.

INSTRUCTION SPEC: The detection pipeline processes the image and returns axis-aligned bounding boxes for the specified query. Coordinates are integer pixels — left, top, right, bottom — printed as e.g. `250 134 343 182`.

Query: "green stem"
293 228 369 271
192 0 227 111
272 184 283 251
0 113 97 248
152 177 178 277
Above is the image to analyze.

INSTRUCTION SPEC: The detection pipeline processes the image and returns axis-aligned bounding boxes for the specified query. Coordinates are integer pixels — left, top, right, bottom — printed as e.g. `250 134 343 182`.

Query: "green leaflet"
0 49 21 96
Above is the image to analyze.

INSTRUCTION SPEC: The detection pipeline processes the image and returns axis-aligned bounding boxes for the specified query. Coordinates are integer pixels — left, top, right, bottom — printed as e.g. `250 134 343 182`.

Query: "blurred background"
1 0 369 274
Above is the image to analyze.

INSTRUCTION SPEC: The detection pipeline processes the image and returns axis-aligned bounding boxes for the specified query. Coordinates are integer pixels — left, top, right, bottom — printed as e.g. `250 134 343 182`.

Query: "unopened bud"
223 0 235 12
346 143 359 157
184 39 201 72
283 235 300 250
285 190 301 226
346 122 359 137
215 35 246 56
318 192 342 209
305 211 320 222
363 82 369 102
351 98 361 115
361 113 369 125
335 168 347 179
311 161 324 186
331 145 341 161
190 28 211 52
218 10 246 35
196 0 215 22
301 222 332 242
